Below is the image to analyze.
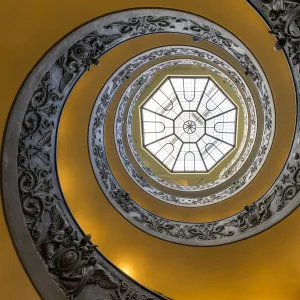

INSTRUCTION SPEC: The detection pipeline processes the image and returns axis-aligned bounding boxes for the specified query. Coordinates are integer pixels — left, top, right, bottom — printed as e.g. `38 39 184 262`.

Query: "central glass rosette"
141 77 237 172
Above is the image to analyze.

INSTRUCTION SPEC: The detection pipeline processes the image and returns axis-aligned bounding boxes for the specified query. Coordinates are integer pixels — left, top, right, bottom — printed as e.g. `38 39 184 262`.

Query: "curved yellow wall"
1 1 300 300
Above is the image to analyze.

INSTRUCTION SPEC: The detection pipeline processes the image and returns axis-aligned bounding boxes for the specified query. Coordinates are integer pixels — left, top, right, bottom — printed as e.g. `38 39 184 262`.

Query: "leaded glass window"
141 77 237 172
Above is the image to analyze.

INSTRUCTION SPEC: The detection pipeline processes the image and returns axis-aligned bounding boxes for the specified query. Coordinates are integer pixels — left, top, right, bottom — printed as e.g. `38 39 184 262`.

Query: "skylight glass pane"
205 80 218 97
184 78 195 101
205 109 237 146
171 78 184 91
170 77 207 112
142 110 174 145
173 143 206 172
142 80 183 120
146 135 183 170
160 80 174 98
141 77 237 172
197 135 234 169
197 79 236 120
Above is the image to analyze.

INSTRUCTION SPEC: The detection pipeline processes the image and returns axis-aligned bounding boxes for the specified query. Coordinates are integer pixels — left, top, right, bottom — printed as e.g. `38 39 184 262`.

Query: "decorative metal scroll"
127 58 252 190
107 46 267 206
111 55 256 206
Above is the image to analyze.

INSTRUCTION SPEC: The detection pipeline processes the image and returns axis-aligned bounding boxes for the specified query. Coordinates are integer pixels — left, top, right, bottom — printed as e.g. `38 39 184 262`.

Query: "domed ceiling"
2 1 300 300
139 76 238 172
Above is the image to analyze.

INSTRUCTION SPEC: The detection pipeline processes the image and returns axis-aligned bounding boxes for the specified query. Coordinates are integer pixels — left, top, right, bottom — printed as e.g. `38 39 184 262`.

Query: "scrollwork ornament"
258 0 300 64
12 18 165 299
276 162 300 210
39 206 120 300
225 190 276 232
111 48 270 205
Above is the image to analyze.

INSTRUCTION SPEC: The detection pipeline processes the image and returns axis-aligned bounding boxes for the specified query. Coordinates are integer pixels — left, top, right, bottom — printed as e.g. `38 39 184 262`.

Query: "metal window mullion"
172 143 184 171
196 142 208 171
145 133 173 148
169 78 184 112
205 133 233 147
205 89 220 112
160 87 177 117
196 79 209 112
206 107 236 121
142 107 173 121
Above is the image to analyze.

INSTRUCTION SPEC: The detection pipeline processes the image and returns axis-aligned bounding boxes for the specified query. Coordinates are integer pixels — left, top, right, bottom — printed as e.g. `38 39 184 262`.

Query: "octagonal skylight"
141 77 237 172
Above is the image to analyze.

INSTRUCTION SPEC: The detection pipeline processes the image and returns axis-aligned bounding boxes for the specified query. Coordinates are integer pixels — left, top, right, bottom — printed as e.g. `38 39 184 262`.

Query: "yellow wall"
0 203 39 299
1 1 300 300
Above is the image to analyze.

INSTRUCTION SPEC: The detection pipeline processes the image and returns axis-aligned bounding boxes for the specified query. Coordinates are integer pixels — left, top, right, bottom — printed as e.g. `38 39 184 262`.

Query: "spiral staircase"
1 1 300 299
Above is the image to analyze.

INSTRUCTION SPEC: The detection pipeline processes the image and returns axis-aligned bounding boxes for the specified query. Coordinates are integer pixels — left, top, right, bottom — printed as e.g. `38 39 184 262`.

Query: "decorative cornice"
109 47 262 206
128 56 252 190
110 56 254 205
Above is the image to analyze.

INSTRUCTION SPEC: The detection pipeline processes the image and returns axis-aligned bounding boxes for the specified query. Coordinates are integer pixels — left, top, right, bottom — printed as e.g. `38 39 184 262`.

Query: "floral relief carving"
126 52 259 185
112 50 264 205
225 190 276 232
277 162 300 210
17 25 167 299
57 32 121 92
40 206 119 300
258 1 300 62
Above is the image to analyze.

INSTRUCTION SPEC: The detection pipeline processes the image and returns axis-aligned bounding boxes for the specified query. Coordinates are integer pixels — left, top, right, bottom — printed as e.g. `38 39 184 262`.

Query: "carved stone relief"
126 50 256 189
104 47 269 206
112 59 255 205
